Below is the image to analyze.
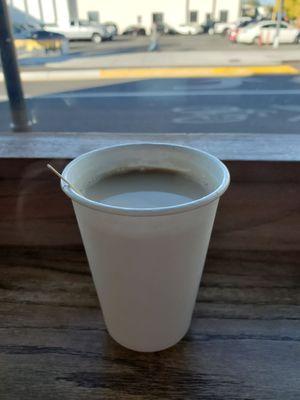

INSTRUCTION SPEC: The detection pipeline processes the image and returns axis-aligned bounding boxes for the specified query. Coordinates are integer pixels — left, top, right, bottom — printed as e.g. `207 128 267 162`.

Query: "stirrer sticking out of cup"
47 164 82 195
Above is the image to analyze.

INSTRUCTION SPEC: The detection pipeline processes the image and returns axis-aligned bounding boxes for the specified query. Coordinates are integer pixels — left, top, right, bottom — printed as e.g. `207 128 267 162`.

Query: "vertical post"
185 0 190 24
212 0 217 21
0 0 30 131
273 0 283 48
238 0 243 19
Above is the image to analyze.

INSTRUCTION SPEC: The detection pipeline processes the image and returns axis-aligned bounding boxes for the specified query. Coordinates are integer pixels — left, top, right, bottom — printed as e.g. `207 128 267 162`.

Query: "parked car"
212 17 252 36
13 23 68 53
237 20 299 44
211 21 232 35
156 22 178 35
174 24 204 35
44 20 112 43
103 22 118 37
228 19 256 42
260 22 300 44
122 25 146 36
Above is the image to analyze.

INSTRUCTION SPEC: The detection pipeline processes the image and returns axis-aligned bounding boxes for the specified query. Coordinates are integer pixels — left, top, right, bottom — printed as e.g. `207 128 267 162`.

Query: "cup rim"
61 143 230 216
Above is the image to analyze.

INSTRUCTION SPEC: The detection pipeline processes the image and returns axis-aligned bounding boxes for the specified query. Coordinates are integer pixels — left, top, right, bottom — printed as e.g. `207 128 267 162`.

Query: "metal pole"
273 0 283 49
0 0 30 131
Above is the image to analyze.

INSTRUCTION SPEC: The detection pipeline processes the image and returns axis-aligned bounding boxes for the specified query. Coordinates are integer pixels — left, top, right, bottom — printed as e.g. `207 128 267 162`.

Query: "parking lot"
2 74 300 134
68 34 300 56
2 31 300 134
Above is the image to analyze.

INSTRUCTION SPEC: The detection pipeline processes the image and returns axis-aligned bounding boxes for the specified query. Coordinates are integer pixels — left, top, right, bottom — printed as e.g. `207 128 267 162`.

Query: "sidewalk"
41 49 300 69
1 49 300 81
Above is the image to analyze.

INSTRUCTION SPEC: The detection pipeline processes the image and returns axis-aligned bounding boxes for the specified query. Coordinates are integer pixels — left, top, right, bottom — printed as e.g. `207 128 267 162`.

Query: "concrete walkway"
42 49 300 69
1 48 300 82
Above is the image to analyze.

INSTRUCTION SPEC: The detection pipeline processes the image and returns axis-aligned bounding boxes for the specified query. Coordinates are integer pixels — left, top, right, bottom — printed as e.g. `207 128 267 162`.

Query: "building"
7 0 69 26
7 0 241 33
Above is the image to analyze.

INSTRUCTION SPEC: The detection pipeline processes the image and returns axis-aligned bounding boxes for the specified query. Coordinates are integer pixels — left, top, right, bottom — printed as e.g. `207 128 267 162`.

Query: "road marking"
3 89 300 101
28 89 300 98
0 70 100 82
99 65 299 79
0 65 298 83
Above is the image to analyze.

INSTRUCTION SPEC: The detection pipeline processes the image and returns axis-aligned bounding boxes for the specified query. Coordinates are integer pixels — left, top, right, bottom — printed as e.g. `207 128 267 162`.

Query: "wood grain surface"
0 159 299 250
0 156 299 399
0 247 299 400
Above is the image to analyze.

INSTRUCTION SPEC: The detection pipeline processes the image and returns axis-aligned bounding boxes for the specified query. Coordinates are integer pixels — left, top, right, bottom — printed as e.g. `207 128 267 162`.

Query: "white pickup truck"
44 20 113 44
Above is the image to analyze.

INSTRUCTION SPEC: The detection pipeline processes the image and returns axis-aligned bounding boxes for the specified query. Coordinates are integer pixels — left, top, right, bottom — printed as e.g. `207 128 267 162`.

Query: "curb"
0 65 298 82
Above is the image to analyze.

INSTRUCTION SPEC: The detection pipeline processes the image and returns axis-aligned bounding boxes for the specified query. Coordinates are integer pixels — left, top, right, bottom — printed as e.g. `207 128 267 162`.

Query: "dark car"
103 22 118 36
123 25 146 36
13 23 68 53
30 30 68 52
156 22 178 35
13 23 66 41
30 30 66 41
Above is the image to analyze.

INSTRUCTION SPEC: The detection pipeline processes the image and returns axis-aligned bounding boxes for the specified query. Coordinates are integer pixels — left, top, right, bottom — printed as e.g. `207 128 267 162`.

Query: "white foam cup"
61 143 230 352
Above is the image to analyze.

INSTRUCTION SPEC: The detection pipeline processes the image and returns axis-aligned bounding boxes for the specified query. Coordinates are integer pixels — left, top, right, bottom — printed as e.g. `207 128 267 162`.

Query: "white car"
45 20 112 43
237 20 299 44
211 18 252 35
260 22 300 44
211 22 232 35
175 24 203 35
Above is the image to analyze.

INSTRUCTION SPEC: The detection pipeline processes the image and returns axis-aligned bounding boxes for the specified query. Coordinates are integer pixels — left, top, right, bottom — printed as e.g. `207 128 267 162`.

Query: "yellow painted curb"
99 65 299 79
15 38 64 52
15 39 43 51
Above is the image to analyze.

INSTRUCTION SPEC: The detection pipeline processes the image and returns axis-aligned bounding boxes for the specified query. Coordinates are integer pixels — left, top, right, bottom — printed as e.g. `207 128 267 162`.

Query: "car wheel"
92 33 102 44
222 28 229 36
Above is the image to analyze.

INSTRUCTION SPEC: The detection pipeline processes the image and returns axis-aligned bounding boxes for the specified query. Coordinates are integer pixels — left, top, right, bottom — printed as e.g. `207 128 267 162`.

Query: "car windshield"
79 20 90 26
244 21 258 28
239 20 254 27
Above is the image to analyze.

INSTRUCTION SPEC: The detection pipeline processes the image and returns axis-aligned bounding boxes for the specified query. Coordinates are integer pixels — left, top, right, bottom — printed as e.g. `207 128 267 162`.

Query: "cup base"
107 326 190 353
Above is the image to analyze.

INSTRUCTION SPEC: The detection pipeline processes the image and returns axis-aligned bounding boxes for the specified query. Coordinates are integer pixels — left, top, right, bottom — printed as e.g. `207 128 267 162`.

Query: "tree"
284 0 300 19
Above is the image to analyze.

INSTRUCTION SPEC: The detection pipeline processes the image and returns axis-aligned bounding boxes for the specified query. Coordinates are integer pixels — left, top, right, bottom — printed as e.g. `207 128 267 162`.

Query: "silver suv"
45 20 113 43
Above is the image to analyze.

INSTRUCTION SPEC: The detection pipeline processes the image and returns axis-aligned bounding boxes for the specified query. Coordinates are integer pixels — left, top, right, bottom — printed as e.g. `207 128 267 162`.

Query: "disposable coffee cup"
61 143 230 352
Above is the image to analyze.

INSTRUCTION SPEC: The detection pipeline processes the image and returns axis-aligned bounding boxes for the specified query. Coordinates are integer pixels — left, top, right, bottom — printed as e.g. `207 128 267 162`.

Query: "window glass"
0 0 299 136
263 23 277 28
219 10 228 23
152 13 164 23
87 11 100 22
190 11 198 23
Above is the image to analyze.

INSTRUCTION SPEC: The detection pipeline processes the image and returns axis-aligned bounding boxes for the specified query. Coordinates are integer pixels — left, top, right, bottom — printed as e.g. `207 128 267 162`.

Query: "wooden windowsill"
0 132 299 398
1 131 300 161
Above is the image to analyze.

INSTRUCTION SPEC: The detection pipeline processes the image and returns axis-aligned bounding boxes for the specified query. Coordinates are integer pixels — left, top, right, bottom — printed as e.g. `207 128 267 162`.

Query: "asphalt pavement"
17 35 300 70
68 35 300 54
1 75 300 134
